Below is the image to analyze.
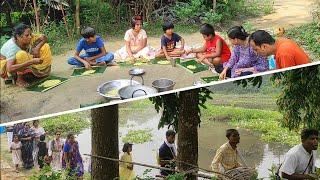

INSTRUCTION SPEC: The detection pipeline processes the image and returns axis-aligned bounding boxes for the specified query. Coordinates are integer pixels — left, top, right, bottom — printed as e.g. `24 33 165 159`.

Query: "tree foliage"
149 87 212 131
271 65 320 130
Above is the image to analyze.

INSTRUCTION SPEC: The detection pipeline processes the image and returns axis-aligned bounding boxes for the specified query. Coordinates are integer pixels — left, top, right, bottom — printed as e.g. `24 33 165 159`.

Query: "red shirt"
275 38 310 69
205 35 231 63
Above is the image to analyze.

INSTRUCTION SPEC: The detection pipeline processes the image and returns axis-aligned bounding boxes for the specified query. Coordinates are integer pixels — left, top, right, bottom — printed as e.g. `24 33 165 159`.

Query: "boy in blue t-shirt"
67 27 115 69
155 22 185 60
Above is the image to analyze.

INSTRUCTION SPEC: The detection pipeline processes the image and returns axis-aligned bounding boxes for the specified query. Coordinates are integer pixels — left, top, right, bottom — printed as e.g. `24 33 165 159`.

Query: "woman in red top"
186 23 231 74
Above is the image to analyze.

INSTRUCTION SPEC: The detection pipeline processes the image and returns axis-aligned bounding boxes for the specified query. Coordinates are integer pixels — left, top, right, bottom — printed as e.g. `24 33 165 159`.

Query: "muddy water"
76 115 320 179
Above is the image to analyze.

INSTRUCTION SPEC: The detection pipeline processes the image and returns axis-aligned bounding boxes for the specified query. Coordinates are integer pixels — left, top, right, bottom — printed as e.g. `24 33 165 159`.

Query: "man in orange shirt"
249 30 310 69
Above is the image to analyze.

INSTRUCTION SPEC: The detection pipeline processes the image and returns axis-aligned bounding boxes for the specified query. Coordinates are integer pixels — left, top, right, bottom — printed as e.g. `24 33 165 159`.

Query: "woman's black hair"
13 23 30 40
227 26 249 40
162 21 174 32
33 120 39 126
122 143 133 153
131 16 143 28
81 27 96 39
67 133 74 140
200 23 215 36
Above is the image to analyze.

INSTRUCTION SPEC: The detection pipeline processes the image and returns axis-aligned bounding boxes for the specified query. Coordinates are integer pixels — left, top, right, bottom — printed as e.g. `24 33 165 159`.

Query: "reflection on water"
77 116 320 178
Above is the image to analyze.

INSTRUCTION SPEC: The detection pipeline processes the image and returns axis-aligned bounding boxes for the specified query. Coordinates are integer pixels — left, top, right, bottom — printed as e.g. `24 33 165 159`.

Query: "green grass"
286 22 320 59
201 104 300 146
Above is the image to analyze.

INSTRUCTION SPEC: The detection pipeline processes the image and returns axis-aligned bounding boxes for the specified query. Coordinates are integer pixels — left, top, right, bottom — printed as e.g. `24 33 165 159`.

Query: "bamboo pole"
84 154 233 179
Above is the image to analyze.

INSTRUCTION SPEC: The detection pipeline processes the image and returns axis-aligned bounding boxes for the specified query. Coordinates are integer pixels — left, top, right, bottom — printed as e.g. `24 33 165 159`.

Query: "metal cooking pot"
152 78 175 92
118 84 158 99
97 79 140 100
118 75 157 99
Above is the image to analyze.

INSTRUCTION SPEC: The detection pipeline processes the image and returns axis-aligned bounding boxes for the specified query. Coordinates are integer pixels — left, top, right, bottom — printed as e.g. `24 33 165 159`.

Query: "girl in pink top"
115 16 155 62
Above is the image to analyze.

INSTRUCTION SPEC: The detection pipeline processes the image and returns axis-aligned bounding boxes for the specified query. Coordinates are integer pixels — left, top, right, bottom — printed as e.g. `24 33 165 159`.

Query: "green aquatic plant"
122 129 153 144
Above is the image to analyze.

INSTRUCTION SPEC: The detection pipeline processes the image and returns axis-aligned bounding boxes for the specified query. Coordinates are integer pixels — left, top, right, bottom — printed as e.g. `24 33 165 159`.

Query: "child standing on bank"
10 134 22 173
37 135 48 169
155 22 185 60
186 23 231 74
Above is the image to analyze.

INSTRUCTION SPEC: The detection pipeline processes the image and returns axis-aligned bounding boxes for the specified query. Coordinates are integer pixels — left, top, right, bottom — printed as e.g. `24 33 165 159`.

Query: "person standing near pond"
0 23 52 87
279 129 318 180
18 122 35 169
31 120 46 169
10 134 22 173
249 30 310 69
211 129 242 173
49 130 64 171
119 143 135 179
158 130 177 176
219 26 269 80
115 16 155 62
67 27 115 69
62 133 84 179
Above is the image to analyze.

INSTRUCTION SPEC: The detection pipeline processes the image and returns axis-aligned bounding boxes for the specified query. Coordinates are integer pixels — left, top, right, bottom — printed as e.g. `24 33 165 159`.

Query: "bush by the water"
202 104 300 146
122 129 153 144
41 113 90 136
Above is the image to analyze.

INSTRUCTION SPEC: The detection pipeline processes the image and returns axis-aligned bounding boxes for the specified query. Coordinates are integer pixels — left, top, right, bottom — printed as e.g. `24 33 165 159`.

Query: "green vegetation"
201 104 300 146
122 129 153 144
29 165 91 180
41 113 90 136
286 22 320 59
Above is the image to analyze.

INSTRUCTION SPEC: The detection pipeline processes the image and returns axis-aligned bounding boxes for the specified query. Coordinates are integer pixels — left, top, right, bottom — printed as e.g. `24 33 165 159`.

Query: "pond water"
77 113 320 179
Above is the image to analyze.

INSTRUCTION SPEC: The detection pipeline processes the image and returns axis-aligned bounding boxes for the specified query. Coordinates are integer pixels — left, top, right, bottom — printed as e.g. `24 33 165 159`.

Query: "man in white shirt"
280 129 318 179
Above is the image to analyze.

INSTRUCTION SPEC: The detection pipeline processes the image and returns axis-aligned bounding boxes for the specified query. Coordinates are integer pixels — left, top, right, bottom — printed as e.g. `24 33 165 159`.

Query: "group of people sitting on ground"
211 128 319 180
0 16 310 87
6 121 85 179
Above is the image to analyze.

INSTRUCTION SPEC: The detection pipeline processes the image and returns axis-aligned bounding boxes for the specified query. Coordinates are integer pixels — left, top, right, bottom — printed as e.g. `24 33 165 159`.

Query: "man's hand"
84 62 92 70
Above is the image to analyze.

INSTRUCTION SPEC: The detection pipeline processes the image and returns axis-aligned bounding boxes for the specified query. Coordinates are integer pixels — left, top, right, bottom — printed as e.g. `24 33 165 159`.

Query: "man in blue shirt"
159 130 177 176
67 27 115 69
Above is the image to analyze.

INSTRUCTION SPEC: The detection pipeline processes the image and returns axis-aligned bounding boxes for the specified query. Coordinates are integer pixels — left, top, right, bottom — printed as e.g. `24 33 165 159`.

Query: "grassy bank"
201 104 300 146
286 22 320 59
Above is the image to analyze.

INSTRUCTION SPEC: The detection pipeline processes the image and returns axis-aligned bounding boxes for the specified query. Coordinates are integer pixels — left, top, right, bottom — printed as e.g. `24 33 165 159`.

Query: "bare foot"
16 77 29 87
96 62 106 66
107 61 118 66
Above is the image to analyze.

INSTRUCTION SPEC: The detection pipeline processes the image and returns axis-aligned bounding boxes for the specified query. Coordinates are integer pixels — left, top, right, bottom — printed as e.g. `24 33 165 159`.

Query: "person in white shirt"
280 129 318 180
31 120 46 169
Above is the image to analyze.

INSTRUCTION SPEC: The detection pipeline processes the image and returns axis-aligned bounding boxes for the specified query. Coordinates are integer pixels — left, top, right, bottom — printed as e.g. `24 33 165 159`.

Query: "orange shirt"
275 38 310 69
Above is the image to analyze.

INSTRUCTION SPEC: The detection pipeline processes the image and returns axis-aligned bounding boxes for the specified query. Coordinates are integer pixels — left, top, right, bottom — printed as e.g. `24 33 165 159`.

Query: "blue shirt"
76 36 104 56
161 33 181 52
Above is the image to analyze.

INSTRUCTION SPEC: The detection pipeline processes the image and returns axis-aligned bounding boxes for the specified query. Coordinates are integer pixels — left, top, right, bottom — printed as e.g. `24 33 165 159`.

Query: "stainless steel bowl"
129 68 145 76
152 78 175 92
97 79 140 99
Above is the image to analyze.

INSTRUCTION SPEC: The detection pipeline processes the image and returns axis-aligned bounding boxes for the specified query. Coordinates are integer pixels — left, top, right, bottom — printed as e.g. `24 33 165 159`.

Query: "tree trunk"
177 89 199 180
213 0 217 13
75 0 80 34
91 105 119 180
32 0 40 32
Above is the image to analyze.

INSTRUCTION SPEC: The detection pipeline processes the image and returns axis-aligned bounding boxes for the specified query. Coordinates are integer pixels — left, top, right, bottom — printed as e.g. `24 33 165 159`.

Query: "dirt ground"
0 0 316 123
